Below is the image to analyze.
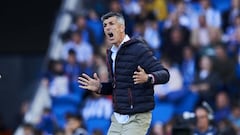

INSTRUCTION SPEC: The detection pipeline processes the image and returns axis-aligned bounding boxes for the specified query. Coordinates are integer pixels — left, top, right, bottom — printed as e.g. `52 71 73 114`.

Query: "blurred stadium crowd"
8 0 240 135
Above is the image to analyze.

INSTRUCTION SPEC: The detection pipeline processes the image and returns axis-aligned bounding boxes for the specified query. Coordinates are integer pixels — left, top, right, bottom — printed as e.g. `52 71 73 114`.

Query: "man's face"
67 118 81 131
103 16 125 46
200 0 210 9
23 127 34 135
196 108 209 128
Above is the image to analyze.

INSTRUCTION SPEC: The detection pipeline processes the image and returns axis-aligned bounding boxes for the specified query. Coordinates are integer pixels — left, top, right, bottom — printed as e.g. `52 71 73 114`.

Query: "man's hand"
133 66 148 84
78 73 101 92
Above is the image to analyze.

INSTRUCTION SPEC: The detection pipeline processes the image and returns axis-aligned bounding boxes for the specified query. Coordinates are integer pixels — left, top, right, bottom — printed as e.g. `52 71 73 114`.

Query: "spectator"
190 55 221 107
63 49 88 100
191 14 212 48
43 60 82 128
163 12 191 43
144 18 161 59
71 14 96 46
134 0 158 32
150 122 164 135
36 107 57 134
121 0 141 16
214 91 231 123
217 119 237 135
208 26 222 48
48 60 69 97
222 0 240 33
63 49 82 83
229 103 240 133
181 46 197 86
87 9 104 47
162 27 188 66
199 0 222 28
225 15 240 45
191 15 222 56
61 30 93 67
135 0 150 22
228 27 240 58
168 1 197 29
193 106 218 135
22 123 35 135
212 45 237 92
80 92 112 135
132 21 145 37
154 57 183 99
144 0 168 21
64 113 87 135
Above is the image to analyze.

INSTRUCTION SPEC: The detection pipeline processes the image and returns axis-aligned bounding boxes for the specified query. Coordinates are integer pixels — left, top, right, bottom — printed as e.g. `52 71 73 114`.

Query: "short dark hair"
65 113 83 121
101 12 125 25
68 48 76 55
22 122 34 130
195 106 210 114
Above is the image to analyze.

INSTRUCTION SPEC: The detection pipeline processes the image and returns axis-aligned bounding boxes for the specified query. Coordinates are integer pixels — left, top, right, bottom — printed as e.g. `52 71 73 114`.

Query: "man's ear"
120 24 125 32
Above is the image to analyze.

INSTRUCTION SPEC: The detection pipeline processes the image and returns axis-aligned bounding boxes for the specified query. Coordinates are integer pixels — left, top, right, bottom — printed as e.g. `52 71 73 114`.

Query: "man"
193 106 217 135
65 113 88 135
78 12 169 135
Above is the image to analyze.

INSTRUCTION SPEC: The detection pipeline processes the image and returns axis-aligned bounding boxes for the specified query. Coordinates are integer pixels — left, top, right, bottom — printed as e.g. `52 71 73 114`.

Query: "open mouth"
108 32 114 38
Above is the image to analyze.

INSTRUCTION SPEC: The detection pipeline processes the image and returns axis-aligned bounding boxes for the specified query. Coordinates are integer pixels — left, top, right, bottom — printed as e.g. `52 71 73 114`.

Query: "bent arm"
137 44 170 84
98 82 113 95
151 69 170 84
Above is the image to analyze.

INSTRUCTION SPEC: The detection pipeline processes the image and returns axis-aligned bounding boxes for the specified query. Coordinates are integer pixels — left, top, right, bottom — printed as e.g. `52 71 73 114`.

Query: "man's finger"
134 71 139 75
134 81 140 84
138 66 144 72
78 77 88 83
79 85 88 89
82 73 91 80
132 75 138 79
78 80 88 86
134 78 140 82
93 73 100 81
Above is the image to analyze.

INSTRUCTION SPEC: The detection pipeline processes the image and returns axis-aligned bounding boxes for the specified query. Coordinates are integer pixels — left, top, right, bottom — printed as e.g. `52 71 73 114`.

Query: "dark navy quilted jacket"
100 37 170 115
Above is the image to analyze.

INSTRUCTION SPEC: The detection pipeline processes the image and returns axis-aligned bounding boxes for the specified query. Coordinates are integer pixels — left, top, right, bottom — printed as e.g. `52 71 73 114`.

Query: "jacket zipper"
128 88 133 109
109 45 126 109
106 49 118 109
113 49 120 109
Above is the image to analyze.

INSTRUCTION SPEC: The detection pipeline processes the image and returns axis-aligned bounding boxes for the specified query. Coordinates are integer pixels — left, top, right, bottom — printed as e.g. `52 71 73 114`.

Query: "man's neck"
114 34 127 47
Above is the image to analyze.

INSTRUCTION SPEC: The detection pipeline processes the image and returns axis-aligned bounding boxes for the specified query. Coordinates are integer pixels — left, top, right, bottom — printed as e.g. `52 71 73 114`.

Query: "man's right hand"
78 73 101 92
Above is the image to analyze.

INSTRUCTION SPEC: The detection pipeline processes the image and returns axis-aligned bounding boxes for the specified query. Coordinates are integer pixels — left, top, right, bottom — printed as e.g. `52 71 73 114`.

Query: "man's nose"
105 26 111 31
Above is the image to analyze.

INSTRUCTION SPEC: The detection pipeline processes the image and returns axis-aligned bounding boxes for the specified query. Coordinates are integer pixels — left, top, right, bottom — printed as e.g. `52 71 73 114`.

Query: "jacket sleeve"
97 82 113 95
137 43 170 84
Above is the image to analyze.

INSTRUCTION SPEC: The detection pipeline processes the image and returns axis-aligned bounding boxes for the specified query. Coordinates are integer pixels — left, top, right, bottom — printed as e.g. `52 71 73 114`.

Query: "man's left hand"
133 66 148 84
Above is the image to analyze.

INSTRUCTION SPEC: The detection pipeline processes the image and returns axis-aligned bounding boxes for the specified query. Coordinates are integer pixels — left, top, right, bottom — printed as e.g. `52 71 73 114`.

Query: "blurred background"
1 0 240 135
